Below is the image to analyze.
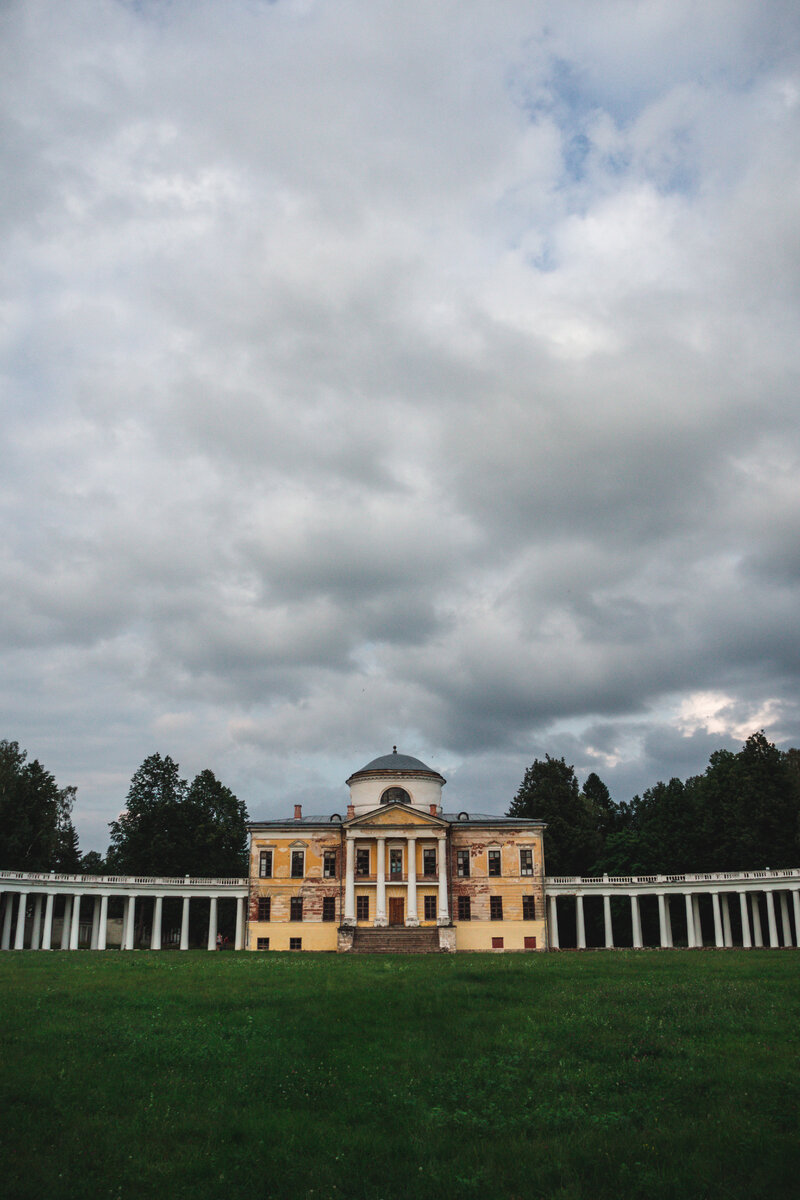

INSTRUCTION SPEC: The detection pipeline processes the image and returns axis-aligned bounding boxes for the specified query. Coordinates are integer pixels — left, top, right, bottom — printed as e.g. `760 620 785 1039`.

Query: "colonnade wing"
0 873 249 951
544 870 800 950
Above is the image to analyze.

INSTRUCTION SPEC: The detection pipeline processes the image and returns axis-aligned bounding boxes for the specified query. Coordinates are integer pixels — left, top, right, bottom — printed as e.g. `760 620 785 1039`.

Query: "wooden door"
389 898 404 926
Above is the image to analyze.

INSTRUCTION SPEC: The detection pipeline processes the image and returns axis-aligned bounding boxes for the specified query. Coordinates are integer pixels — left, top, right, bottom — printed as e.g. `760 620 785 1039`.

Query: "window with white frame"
259 850 273 878
520 848 534 876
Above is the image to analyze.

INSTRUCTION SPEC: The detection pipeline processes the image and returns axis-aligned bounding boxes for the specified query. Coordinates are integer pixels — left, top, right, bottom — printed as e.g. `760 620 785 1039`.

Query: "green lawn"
1 950 798 1200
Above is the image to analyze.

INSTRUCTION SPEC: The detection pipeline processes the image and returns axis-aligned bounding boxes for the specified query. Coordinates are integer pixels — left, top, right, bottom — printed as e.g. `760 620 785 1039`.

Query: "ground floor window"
257 937 269 950
458 896 471 920
322 896 336 921
289 937 302 950
490 896 503 920
356 895 369 920
522 895 536 920
258 896 271 921
423 895 436 920
290 897 303 921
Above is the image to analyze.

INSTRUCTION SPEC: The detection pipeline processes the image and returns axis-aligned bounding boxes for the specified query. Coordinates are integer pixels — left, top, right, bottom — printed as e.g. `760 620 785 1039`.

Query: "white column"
1 895 13 949
575 894 586 949
406 835 418 926
739 891 752 948
31 895 43 949
664 895 673 947
603 894 613 948
60 896 72 948
751 893 763 946
180 896 190 949
793 890 800 948
721 894 732 947
779 892 791 946
14 892 28 949
685 893 696 947
207 896 218 950
90 897 101 949
375 836 387 927
692 894 703 947
437 835 449 924
151 896 163 950
42 893 55 950
549 895 559 949
765 891 778 947
69 893 81 950
657 893 667 948
123 894 136 949
98 895 108 951
234 896 244 950
344 835 356 926
712 892 723 948
631 894 643 948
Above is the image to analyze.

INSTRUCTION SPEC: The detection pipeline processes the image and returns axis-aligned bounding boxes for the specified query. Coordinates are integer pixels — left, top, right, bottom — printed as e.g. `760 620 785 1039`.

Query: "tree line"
0 744 249 878
508 731 800 876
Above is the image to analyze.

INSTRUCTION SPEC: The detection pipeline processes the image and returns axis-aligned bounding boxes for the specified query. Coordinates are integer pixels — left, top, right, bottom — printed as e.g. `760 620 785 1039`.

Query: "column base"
342 917 356 928
406 917 419 927
437 916 450 926
438 926 456 952
373 917 388 928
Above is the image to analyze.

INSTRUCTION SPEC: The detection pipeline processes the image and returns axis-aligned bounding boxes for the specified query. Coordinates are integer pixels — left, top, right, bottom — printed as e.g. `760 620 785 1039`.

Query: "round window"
380 786 411 806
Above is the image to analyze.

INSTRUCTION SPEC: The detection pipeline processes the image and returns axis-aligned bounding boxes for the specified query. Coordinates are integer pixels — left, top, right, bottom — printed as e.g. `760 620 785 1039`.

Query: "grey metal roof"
248 810 543 829
350 749 442 776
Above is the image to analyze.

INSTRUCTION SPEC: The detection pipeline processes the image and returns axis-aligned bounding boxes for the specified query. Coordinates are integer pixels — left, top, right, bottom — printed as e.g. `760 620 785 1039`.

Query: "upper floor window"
456 850 470 878
323 851 337 878
390 848 403 877
488 849 501 877
381 787 411 806
422 848 437 877
520 849 534 876
356 848 370 876
259 850 273 878
290 850 305 878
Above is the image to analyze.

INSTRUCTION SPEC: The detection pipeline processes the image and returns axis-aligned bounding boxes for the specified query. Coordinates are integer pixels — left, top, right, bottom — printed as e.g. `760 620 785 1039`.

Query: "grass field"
1 950 798 1200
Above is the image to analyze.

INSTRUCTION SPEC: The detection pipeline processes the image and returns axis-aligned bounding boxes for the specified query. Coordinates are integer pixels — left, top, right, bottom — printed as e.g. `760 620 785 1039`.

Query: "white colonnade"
0 871 249 951
545 869 800 950
343 830 450 927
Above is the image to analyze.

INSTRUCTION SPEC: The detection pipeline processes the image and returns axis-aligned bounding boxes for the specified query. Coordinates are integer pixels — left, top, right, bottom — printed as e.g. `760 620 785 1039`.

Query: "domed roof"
347 747 445 782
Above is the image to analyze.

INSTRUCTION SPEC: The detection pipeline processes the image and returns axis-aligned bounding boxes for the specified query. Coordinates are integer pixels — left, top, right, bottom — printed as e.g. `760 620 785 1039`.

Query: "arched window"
380 786 411 806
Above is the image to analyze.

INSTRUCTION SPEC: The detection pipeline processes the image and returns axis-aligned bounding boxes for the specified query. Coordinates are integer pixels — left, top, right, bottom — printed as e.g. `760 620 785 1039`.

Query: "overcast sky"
2 1 800 852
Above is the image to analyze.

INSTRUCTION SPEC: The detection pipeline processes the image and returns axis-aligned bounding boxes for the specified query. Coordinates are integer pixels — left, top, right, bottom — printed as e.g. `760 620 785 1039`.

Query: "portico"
342 810 450 928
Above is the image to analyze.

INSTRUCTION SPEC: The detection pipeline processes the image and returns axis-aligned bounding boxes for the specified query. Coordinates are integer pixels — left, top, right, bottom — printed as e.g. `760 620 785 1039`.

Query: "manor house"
247 749 546 952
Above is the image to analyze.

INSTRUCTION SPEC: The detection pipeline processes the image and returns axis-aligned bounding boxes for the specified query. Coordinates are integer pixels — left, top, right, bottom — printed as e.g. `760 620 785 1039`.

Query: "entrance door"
389 898 404 926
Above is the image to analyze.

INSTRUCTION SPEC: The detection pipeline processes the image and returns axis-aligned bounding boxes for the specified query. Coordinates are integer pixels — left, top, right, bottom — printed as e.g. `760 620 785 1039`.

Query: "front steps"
351 926 441 953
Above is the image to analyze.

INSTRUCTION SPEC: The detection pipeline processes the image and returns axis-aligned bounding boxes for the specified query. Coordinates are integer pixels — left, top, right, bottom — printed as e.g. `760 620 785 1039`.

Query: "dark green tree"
107 754 248 877
581 771 620 838
0 741 79 870
508 755 602 875
185 769 248 877
78 850 107 875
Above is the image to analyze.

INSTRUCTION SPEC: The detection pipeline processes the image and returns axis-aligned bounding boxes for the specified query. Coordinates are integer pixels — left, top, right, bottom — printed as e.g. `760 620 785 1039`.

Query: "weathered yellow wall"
248 922 339 951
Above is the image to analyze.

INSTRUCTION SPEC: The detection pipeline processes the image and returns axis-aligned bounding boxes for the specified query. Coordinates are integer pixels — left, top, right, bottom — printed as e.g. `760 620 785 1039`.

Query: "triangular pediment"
345 803 448 829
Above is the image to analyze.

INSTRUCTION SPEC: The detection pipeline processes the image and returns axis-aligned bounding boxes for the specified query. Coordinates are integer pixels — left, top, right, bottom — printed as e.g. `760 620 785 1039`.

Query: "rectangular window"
291 850 304 878
259 850 273 878
322 897 336 922
522 895 536 920
524 936 537 950
488 849 501 877
290 897 303 922
490 896 503 920
356 895 369 921
257 896 271 922
356 848 370 876
520 848 534 876
492 936 504 949
424 895 436 921
457 895 471 921
456 850 470 878
323 850 337 878
390 848 402 877
289 937 302 950
257 937 270 950
422 848 436 877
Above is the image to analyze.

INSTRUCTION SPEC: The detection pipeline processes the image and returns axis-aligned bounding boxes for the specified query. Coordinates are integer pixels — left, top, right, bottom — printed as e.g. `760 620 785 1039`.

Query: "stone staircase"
351 927 441 954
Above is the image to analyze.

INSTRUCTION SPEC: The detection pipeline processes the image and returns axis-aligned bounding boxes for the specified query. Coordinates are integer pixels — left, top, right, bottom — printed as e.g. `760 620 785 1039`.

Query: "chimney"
429 804 437 816
347 803 355 819
294 804 302 820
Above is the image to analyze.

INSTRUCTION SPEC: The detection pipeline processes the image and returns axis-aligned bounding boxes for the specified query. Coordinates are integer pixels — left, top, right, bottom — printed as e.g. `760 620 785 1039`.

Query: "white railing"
0 870 248 887
546 867 800 887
